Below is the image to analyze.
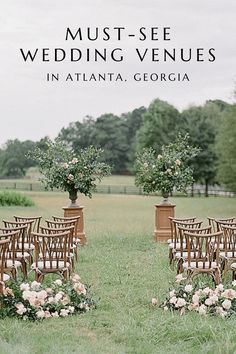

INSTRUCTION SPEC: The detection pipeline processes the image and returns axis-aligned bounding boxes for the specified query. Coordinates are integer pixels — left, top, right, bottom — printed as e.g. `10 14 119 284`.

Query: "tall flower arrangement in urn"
135 134 199 203
28 140 111 206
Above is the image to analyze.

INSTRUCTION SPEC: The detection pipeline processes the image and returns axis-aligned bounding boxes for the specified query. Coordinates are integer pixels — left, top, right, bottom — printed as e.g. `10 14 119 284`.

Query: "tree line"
0 98 235 194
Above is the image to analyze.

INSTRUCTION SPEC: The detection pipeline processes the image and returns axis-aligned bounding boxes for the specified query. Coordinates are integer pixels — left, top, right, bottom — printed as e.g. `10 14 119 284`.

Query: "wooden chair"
183 231 222 285
175 225 212 273
169 217 196 244
46 219 80 259
169 220 202 265
0 238 11 294
0 229 22 280
2 222 34 277
14 215 42 232
30 231 71 282
208 217 235 232
40 225 76 271
220 225 236 277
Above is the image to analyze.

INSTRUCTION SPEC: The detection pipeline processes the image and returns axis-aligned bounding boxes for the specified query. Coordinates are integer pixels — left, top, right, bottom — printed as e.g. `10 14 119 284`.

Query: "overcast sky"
0 0 236 145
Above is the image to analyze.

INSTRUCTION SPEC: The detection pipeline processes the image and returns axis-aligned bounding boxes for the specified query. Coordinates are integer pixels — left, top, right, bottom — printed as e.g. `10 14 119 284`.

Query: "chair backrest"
169 217 196 242
0 225 28 252
172 220 202 247
3 220 34 245
32 231 71 269
208 217 235 232
215 220 236 231
0 230 21 261
221 225 236 258
40 226 75 247
14 216 42 232
178 225 212 255
0 238 11 283
184 231 223 269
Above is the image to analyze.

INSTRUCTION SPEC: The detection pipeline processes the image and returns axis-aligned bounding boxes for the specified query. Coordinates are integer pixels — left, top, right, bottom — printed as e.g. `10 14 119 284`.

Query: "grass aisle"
0 193 236 353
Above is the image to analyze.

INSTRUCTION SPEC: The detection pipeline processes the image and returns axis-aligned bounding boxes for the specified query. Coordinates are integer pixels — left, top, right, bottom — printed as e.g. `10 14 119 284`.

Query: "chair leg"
21 259 28 279
214 268 221 285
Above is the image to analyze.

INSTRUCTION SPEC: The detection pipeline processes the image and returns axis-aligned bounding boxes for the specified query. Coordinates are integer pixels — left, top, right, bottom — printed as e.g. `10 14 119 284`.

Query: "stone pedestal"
154 202 176 243
63 206 86 246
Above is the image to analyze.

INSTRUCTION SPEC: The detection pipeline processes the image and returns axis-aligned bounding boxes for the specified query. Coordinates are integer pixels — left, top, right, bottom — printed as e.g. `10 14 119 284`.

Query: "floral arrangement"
159 274 236 318
28 140 111 197
0 274 95 321
135 134 199 196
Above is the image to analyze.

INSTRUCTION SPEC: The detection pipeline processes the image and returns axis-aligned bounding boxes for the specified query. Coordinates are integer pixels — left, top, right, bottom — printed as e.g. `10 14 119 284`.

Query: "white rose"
151 298 158 306
60 309 69 317
36 310 45 319
175 298 186 308
170 296 177 304
184 285 193 293
198 305 207 315
169 290 175 298
192 294 199 304
222 299 231 310
20 283 30 292
31 281 41 290
205 298 213 306
15 303 27 315
54 279 63 286
68 306 75 313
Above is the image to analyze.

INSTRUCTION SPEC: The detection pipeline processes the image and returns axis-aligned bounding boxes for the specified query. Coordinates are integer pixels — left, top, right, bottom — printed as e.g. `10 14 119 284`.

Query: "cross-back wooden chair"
31 230 71 282
52 215 81 245
0 229 22 280
169 217 196 244
208 217 235 232
220 225 236 277
169 220 202 265
175 225 212 273
183 231 222 285
46 219 79 253
14 216 42 233
40 225 76 271
2 221 34 277
0 238 11 294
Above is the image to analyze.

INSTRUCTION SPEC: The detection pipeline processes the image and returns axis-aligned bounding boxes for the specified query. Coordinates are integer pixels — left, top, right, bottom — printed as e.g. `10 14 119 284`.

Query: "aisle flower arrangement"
0 274 95 321
28 140 111 198
135 134 199 197
160 275 236 318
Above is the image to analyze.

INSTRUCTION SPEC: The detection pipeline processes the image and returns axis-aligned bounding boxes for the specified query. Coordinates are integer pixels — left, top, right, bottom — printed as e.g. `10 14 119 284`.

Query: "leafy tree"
181 102 224 196
90 114 130 173
0 139 36 177
216 104 236 191
136 99 183 153
58 116 95 151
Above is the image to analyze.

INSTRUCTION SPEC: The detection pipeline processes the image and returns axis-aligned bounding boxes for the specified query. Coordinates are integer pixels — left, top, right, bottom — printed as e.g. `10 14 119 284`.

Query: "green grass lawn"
0 192 236 354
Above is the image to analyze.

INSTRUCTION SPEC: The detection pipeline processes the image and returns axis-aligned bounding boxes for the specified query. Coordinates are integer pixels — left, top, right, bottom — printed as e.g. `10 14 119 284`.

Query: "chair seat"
16 251 31 258
231 263 236 270
18 243 35 251
175 251 206 259
1 273 10 282
31 260 70 270
6 259 22 268
169 242 186 250
183 261 218 270
220 251 236 259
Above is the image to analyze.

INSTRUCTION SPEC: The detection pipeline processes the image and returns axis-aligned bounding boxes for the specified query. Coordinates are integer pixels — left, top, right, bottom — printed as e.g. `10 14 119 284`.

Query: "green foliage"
0 191 34 206
58 109 146 174
181 102 225 193
0 276 95 321
136 98 184 153
216 104 236 191
28 140 111 197
135 134 199 195
0 139 36 178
